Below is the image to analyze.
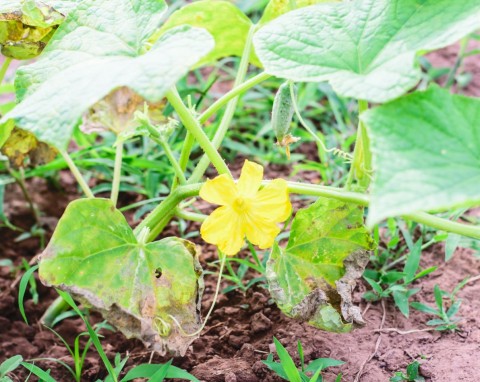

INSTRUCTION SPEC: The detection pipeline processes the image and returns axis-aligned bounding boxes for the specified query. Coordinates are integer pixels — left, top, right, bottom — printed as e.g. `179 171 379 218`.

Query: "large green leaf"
39 198 204 356
0 0 214 149
254 0 480 103
267 198 375 332
0 0 78 59
155 0 258 67
363 86 480 226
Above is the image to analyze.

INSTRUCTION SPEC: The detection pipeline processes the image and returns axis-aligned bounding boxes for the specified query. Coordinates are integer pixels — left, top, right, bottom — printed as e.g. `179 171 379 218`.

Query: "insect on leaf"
1 0 215 150
39 199 205 356
267 197 376 333
363 86 480 226
254 0 480 102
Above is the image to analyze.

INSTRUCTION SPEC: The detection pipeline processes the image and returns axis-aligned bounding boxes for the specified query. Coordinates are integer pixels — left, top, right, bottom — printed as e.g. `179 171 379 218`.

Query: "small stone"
225 372 237 382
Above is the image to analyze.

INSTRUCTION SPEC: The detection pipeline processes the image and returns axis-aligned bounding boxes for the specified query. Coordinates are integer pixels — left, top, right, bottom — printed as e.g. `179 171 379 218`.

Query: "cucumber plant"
1 0 480 358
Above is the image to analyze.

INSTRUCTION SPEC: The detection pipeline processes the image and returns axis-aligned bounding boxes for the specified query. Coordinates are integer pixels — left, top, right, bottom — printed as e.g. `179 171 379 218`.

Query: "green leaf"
363 86 480 226
0 355 23 377
254 0 480 102
20 362 56 382
445 234 461 262
267 198 376 333
273 337 302 382
1 0 214 149
121 363 200 382
39 199 204 356
258 0 338 26
155 0 258 67
0 0 77 59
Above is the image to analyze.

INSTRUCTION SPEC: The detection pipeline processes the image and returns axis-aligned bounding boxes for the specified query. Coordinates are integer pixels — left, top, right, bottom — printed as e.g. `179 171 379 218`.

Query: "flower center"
232 196 248 213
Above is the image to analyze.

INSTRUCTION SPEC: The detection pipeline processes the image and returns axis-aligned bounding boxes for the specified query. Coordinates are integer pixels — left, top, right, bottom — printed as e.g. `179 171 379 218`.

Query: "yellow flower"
200 160 292 256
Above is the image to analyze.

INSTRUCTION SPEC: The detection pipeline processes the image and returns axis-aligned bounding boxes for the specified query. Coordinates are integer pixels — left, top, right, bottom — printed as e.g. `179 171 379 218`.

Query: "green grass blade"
18 265 39 324
21 362 56 382
273 337 302 382
56 290 118 382
0 355 23 377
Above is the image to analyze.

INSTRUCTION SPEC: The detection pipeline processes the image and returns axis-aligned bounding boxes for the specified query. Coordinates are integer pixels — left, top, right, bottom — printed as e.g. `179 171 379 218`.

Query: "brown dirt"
1 45 480 382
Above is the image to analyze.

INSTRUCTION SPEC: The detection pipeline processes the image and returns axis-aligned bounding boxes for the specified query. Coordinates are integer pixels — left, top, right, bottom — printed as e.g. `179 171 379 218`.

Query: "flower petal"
244 212 281 249
200 206 245 256
237 160 263 197
200 174 237 206
252 179 292 222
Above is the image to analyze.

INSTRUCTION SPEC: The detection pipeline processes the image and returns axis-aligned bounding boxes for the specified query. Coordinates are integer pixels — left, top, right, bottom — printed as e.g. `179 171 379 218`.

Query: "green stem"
151 136 187 185
289 82 352 160
172 131 195 190
59 149 94 199
346 100 371 190
166 88 232 179
110 142 124 206
198 72 271 124
175 208 206 223
403 212 480 240
445 37 469 88
189 25 257 183
133 183 203 242
40 296 68 327
0 57 12 86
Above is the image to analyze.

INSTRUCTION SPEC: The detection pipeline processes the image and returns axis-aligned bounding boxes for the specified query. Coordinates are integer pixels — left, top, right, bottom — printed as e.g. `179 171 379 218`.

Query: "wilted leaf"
254 0 480 103
81 87 167 135
0 0 77 59
1 127 57 168
267 198 375 332
1 0 214 149
156 0 259 67
363 86 480 226
39 198 204 356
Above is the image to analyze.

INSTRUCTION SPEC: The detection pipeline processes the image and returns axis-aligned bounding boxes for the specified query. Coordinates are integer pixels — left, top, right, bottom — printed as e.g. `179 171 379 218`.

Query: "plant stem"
445 37 469 88
41 296 68 327
133 183 203 241
403 212 480 240
166 88 232 179
189 25 257 183
175 208 206 222
59 149 94 199
151 136 187 185
198 72 271 124
172 131 195 190
346 100 371 191
0 57 12 86
7 166 41 225
110 142 124 206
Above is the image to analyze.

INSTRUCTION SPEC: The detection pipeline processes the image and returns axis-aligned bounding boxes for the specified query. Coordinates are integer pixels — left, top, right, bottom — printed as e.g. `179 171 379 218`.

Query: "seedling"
390 361 425 382
0 0 479 357
411 280 469 332
364 239 437 317
263 338 344 382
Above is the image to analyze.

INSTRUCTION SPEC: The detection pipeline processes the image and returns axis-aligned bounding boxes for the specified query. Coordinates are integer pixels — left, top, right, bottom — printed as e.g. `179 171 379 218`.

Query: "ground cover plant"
1 0 480 380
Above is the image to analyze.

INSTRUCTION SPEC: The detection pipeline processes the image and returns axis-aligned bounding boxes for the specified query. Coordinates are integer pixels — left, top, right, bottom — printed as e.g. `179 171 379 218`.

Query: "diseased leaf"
1 0 214 149
39 199 204 356
254 0 480 102
1 127 57 168
81 87 167 135
258 0 337 26
0 0 77 59
363 86 480 226
267 198 375 332
155 0 258 67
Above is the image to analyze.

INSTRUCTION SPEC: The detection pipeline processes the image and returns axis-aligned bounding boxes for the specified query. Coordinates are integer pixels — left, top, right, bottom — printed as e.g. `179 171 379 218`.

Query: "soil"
1 45 480 382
